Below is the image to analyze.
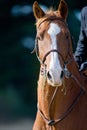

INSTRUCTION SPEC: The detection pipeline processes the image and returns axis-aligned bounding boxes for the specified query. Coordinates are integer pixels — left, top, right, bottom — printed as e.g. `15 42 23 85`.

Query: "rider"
75 6 87 71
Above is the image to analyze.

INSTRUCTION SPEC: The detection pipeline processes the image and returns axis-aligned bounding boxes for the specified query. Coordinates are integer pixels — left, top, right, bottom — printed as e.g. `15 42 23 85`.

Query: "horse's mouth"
47 79 62 87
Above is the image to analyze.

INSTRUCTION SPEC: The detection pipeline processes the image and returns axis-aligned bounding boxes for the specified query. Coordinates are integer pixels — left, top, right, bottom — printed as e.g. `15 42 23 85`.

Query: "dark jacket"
75 6 87 67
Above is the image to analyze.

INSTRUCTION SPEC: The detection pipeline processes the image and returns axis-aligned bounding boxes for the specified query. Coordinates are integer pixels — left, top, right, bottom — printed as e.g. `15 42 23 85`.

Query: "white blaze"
47 23 62 86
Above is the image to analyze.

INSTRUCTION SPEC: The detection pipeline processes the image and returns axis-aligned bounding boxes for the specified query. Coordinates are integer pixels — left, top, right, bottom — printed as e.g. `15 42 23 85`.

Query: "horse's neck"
37 65 82 120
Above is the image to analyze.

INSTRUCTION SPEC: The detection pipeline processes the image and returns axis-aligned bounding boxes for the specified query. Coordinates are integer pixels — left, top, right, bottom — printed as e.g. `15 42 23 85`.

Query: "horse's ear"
33 1 45 20
58 0 68 20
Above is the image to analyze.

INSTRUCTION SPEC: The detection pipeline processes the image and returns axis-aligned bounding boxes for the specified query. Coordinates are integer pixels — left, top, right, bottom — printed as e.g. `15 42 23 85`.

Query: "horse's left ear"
58 0 68 20
33 1 46 20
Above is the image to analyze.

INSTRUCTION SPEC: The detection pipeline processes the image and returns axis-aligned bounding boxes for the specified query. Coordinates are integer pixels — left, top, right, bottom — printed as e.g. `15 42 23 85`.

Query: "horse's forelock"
36 10 59 28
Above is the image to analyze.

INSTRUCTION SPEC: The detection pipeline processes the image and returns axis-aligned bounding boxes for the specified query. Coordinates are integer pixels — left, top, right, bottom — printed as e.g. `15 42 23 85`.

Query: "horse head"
33 0 73 87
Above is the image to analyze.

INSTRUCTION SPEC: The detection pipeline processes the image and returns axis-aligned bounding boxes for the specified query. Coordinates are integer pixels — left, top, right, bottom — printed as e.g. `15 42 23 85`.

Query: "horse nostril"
47 71 52 81
60 71 64 79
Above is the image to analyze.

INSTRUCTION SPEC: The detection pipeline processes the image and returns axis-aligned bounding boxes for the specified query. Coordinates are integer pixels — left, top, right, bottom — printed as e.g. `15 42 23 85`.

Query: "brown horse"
32 0 87 130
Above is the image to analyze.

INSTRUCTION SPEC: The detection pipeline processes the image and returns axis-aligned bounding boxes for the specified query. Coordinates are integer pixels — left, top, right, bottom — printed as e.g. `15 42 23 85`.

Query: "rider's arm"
75 7 87 67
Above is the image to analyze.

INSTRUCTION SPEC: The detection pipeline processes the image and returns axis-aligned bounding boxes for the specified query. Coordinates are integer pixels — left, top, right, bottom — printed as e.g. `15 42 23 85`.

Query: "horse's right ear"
33 1 45 20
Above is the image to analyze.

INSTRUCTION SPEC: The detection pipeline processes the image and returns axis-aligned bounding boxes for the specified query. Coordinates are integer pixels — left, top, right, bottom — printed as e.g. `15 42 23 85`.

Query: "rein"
38 89 84 127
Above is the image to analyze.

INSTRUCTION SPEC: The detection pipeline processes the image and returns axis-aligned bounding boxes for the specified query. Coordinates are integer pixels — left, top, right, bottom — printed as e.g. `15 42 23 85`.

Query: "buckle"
48 120 55 126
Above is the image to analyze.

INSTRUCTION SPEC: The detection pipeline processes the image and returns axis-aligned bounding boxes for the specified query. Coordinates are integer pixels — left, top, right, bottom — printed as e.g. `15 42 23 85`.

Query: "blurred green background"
0 0 87 129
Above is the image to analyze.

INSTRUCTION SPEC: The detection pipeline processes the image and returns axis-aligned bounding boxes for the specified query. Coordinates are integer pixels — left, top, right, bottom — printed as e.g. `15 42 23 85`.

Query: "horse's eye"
66 33 69 39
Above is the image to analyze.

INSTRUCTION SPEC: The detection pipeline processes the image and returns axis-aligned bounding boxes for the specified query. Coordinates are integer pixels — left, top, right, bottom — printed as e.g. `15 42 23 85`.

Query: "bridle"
32 16 73 78
32 16 85 129
35 17 70 65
